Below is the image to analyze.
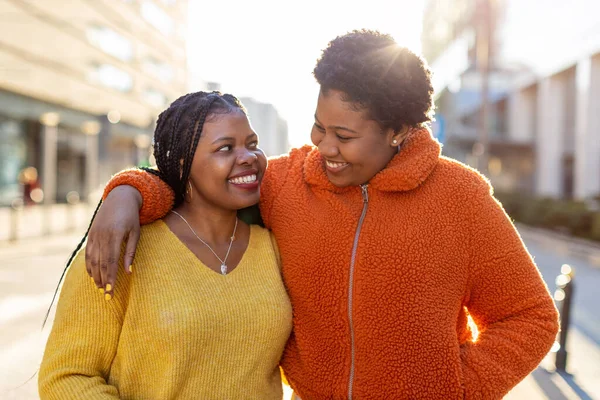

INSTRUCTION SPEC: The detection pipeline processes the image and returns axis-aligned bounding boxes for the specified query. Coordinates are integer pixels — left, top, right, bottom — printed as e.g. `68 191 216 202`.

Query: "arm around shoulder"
103 168 174 225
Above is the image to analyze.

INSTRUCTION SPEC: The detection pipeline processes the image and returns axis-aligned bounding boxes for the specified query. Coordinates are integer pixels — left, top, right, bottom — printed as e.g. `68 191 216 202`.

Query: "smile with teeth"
326 160 348 169
228 174 257 184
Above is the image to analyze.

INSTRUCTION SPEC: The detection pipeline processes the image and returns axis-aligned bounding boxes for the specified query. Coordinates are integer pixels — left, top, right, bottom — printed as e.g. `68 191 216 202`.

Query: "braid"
178 95 220 204
167 94 210 205
169 93 203 168
221 93 247 114
166 93 195 164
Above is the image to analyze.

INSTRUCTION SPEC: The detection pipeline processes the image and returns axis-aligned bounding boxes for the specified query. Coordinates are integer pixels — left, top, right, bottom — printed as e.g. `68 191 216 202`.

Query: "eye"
217 145 232 152
248 141 259 149
314 123 325 132
336 134 352 141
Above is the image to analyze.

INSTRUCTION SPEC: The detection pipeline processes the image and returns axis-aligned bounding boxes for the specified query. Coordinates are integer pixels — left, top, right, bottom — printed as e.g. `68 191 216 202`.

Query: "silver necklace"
171 210 238 275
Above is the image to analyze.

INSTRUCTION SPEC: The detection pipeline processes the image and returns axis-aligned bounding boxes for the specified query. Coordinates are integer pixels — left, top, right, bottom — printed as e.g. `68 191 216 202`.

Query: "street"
1 230 599 399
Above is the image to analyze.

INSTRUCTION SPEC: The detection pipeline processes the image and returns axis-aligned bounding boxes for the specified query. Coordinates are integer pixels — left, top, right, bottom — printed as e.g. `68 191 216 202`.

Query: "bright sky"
186 0 425 147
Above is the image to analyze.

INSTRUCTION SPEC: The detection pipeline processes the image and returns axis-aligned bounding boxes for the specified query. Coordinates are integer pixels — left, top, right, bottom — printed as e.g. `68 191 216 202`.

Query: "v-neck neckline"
157 219 254 278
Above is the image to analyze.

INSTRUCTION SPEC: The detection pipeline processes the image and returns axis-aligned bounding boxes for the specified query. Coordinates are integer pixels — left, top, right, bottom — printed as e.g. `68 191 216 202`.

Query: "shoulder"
249 225 278 254
431 156 492 196
261 146 313 214
248 225 281 270
136 220 178 258
139 220 170 240
249 224 274 242
266 145 313 175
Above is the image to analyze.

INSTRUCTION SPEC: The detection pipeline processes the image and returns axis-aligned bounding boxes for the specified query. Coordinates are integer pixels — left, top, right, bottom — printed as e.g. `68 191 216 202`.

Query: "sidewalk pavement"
517 223 600 269
506 335 600 399
0 202 96 243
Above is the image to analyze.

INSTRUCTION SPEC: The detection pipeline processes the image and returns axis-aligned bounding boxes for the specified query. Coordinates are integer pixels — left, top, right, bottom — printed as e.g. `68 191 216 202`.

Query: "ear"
389 125 411 147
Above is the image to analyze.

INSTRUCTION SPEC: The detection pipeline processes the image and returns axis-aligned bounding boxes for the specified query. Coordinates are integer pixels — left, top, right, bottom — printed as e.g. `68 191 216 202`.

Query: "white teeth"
228 174 257 184
326 161 348 169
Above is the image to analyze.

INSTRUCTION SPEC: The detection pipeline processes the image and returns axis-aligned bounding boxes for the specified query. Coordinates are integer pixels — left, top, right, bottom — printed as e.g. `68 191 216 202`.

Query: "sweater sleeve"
39 250 130 400
460 180 559 399
102 168 174 225
259 154 291 229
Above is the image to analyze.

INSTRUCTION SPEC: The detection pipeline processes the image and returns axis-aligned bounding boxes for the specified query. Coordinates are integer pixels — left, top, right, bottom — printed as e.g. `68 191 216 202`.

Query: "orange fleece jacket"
104 128 559 399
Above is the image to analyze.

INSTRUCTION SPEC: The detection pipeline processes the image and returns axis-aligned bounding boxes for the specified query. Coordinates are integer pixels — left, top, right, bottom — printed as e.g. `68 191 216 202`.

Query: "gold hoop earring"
186 181 193 201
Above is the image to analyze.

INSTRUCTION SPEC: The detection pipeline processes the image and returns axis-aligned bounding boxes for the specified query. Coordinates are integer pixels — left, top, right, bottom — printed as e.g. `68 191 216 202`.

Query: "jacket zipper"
348 184 369 399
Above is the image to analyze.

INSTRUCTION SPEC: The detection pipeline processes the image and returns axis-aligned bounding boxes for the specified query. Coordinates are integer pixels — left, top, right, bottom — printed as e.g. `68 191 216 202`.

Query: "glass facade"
0 117 26 206
87 25 134 62
88 63 134 92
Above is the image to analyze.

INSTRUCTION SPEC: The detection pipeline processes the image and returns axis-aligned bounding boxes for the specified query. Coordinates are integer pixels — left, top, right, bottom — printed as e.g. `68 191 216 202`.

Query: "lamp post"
475 0 494 176
554 264 575 372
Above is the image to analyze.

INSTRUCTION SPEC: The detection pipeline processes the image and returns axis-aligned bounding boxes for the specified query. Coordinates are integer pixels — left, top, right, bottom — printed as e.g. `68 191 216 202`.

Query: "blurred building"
241 97 290 157
422 0 600 200
0 0 189 206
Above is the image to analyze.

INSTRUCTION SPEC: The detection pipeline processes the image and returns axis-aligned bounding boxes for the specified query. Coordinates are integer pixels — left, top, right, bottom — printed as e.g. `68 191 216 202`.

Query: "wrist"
107 185 143 210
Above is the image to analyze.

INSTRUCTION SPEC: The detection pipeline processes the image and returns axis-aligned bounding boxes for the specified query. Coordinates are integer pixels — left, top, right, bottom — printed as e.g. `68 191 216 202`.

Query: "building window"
0 117 26 206
142 88 168 108
142 57 174 83
141 1 174 36
89 64 133 92
87 25 134 62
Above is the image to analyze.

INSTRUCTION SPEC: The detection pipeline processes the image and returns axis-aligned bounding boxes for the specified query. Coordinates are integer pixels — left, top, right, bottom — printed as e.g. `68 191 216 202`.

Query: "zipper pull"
360 184 369 203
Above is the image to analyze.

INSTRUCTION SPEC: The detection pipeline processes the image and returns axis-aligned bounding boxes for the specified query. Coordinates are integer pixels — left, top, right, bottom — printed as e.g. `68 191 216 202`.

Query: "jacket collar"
303 127 441 193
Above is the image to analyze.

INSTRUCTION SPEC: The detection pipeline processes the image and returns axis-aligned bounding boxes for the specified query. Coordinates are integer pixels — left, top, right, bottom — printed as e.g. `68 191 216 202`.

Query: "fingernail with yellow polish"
99 288 105 294
129 264 133 273
105 293 112 301
106 284 112 292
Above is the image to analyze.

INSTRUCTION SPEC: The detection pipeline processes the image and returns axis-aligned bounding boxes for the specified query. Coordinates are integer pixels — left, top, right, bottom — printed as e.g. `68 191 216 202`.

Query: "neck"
173 201 238 244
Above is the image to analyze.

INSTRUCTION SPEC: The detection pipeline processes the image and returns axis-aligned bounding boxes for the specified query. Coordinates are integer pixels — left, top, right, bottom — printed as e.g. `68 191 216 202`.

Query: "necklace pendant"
220 264 227 275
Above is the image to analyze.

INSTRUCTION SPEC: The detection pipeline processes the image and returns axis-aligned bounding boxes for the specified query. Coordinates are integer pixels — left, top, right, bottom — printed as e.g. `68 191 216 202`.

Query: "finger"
85 239 94 278
87 239 103 290
90 251 103 292
101 231 125 300
123 227 140 274
103 237 123 301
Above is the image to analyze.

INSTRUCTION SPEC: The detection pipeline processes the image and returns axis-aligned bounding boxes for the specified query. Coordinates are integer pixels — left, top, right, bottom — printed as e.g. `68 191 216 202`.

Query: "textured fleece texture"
106 128 559 399
102 168 174 224
39 223 292 400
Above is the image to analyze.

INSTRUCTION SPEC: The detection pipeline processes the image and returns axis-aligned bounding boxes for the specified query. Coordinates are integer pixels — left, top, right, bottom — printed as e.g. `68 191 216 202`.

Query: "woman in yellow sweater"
38 91 293 399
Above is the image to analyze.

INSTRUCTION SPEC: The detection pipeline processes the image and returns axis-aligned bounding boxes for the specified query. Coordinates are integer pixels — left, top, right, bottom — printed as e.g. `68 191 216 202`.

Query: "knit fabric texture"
39 222 292 400
101 128 559 399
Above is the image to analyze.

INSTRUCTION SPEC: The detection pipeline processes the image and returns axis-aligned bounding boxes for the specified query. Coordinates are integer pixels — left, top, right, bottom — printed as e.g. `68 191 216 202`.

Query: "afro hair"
313 29 435 131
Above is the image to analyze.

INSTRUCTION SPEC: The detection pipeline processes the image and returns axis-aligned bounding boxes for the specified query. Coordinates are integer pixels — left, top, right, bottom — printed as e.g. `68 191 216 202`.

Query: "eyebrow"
211 133 257 145
314 114 359 134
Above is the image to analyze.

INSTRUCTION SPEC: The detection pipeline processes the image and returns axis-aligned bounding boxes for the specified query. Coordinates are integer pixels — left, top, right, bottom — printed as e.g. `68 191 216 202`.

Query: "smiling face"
310 89 408 187
188 110 267 211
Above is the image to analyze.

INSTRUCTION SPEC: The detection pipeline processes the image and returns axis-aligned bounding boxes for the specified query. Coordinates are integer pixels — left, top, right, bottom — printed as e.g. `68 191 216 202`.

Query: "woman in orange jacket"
85 30 559 399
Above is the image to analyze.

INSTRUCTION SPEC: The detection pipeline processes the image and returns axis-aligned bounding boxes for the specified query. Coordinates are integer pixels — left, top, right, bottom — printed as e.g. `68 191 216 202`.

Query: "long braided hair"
43 91 256 328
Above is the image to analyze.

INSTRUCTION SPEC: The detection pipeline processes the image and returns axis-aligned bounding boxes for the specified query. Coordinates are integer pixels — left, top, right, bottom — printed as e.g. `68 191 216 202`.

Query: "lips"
228 174 257 185
227 169 260 189
324 159 349 173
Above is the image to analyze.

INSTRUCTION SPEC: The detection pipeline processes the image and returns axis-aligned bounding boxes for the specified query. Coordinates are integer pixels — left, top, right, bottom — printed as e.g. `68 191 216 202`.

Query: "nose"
317 133 339 159
237 148 258 165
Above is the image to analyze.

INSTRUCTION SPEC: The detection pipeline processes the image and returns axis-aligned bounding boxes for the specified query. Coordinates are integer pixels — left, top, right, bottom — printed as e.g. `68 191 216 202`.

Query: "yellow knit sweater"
39 221 293 400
